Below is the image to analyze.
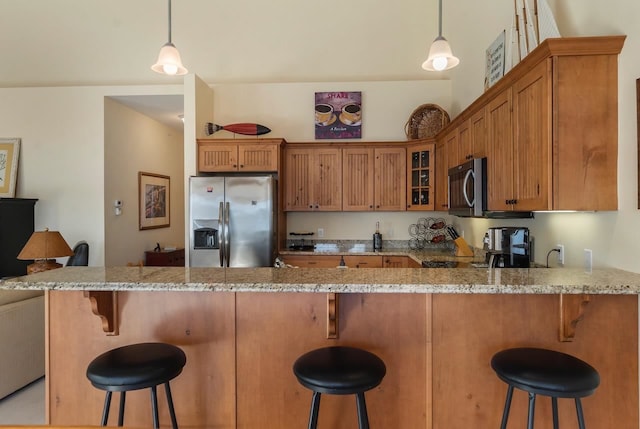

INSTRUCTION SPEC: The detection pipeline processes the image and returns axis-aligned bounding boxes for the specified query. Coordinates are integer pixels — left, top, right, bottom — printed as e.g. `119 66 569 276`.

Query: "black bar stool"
293 346 386 429
491 347 600 429
86 342 187 429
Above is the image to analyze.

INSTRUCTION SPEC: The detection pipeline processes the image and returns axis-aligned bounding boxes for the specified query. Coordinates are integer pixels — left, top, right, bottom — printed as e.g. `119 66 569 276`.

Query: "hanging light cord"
167 0 173 44
437 0 443 38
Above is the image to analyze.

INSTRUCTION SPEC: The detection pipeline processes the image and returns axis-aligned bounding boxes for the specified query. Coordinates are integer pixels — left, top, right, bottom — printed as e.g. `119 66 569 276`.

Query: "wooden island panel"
432 294 638 429
46 291 238 428
45 290 638 429
235 293 429 429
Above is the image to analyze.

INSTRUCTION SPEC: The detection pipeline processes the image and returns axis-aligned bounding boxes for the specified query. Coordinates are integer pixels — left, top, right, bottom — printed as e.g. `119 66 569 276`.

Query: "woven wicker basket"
405 104 450 139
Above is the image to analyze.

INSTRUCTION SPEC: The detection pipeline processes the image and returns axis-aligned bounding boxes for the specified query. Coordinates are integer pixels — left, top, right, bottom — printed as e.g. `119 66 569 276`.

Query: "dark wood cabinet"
0 198 37 278
145 248 185 267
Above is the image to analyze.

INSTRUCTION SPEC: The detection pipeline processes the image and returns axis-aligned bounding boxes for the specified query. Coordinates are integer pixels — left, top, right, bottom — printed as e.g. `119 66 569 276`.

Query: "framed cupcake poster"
315 91 362 139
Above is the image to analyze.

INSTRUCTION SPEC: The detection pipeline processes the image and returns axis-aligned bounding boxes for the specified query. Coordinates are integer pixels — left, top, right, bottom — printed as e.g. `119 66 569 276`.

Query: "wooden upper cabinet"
434 140 449 211
238 144 279 171
198 143 238 172
512 59 551 211
284 146 342 211
470 107 487 159
552 44 620 210
197 139 282 172
457 121 472 164
406 141 435 211
444 129 460 169
486 88 514 211
343 148 375 211
343 146 407 211
374 147 406 211
435 36 624 213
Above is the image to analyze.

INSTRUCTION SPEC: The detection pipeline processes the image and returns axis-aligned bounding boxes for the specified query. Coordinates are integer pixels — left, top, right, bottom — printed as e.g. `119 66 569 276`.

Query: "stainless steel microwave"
448 158 487 217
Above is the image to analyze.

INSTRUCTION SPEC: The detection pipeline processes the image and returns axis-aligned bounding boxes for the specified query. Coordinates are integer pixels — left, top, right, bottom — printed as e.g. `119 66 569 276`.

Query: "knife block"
453 237 474 257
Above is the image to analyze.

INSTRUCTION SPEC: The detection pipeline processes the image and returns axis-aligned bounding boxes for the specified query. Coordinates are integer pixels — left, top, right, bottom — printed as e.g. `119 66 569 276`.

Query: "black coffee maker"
484 227 530 268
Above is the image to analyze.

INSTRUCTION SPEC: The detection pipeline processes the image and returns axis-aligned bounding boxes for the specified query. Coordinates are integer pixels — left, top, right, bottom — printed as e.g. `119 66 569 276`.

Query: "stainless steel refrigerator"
189 175 277 267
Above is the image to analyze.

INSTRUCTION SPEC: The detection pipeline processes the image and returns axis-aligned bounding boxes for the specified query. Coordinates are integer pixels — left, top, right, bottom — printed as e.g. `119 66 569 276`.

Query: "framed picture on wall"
315 91 362 139
0 138 20 198
138 171 170 230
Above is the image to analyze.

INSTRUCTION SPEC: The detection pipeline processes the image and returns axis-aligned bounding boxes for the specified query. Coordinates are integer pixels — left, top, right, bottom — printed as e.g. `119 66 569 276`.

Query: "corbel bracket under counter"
327 292 338 339
559 293 590 342
84 291 119 335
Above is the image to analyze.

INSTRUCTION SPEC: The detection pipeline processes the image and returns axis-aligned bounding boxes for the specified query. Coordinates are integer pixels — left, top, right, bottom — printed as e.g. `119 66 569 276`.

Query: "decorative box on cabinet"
145 248 185 267
197 139 283 173
0 198 37 278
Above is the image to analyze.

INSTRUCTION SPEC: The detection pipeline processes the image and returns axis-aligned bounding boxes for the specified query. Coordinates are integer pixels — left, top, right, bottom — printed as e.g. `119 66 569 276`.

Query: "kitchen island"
2 266 639 429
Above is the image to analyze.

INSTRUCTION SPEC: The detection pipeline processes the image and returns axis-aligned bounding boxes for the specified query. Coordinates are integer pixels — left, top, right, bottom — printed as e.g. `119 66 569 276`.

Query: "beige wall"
104 98 185 266
0 84 182 266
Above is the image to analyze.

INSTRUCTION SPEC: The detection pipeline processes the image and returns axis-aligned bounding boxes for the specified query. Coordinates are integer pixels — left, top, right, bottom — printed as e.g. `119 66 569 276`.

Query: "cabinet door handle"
239 164 244 168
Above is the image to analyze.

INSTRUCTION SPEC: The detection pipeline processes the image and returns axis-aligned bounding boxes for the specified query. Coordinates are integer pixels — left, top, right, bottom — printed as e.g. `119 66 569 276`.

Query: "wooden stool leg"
150 385 160 429
101 391 112 426
356 392 370 429
308 391 321 429
499 385 514 429
527 392 537 429
117 391 126 426
165 382 179 429
575 398 587 429
552 397 559 429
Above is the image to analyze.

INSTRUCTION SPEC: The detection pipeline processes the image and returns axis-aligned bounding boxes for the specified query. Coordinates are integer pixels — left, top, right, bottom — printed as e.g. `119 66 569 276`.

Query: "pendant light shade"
151 0 188 76
422 0 459 72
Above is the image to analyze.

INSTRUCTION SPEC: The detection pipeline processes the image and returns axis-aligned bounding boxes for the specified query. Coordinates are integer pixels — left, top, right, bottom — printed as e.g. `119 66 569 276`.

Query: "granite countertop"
279 245 487 266
2 266 640 294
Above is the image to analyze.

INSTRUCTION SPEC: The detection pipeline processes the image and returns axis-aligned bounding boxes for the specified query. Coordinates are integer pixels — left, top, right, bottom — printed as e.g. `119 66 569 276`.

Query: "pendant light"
422 0 459 72
151 0 188 76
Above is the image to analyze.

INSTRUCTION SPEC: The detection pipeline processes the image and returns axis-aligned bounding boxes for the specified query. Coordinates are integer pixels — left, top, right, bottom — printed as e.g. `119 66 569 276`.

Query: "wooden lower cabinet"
46 291 638 429
283 255 422 268
382 256 422 268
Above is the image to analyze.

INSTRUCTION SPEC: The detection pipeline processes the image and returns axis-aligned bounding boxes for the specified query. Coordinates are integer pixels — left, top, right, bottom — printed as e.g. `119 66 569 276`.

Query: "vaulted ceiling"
1 0 442 88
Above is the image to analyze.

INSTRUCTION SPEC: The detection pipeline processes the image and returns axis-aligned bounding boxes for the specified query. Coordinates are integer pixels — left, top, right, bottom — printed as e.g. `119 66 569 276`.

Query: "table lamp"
17 228 74 274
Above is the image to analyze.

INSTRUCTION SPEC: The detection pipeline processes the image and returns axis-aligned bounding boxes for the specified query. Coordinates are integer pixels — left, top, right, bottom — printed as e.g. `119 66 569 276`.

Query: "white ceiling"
1 0 442 128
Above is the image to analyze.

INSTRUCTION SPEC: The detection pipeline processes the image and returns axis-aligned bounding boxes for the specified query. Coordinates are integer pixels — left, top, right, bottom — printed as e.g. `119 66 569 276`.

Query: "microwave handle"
463 169 476 207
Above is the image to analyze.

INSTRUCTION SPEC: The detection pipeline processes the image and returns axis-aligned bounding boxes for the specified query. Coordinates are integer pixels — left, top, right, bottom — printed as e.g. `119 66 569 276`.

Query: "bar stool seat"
293 346 386 429
86 342 186 429
491 347 600 429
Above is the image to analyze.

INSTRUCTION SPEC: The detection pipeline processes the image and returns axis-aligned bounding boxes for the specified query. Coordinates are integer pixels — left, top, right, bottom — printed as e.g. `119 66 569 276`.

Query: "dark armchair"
66 241 89 266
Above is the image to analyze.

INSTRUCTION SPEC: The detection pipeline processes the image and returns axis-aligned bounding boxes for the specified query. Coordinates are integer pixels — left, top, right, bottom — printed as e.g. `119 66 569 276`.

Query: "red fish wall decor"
204 122 271 136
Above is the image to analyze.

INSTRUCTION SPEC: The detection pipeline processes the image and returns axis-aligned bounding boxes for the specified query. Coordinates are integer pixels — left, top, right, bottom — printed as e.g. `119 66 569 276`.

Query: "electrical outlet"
584 249 592 273
557 244 565 265
317 228 324 238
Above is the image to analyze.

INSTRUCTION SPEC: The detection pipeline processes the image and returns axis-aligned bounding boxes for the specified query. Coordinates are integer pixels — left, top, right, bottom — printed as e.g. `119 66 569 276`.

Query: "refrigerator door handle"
224 202 231 267
218 201 225 267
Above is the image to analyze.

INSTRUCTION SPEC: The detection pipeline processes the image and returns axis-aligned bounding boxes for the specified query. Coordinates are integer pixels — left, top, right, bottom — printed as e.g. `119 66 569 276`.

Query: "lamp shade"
17 229 74 260
422 36 460 71
151 42 188 76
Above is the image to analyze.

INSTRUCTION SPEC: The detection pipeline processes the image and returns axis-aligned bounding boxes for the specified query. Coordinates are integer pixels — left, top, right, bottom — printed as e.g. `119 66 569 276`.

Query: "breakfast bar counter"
4 265 640 294
1 267 638 429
